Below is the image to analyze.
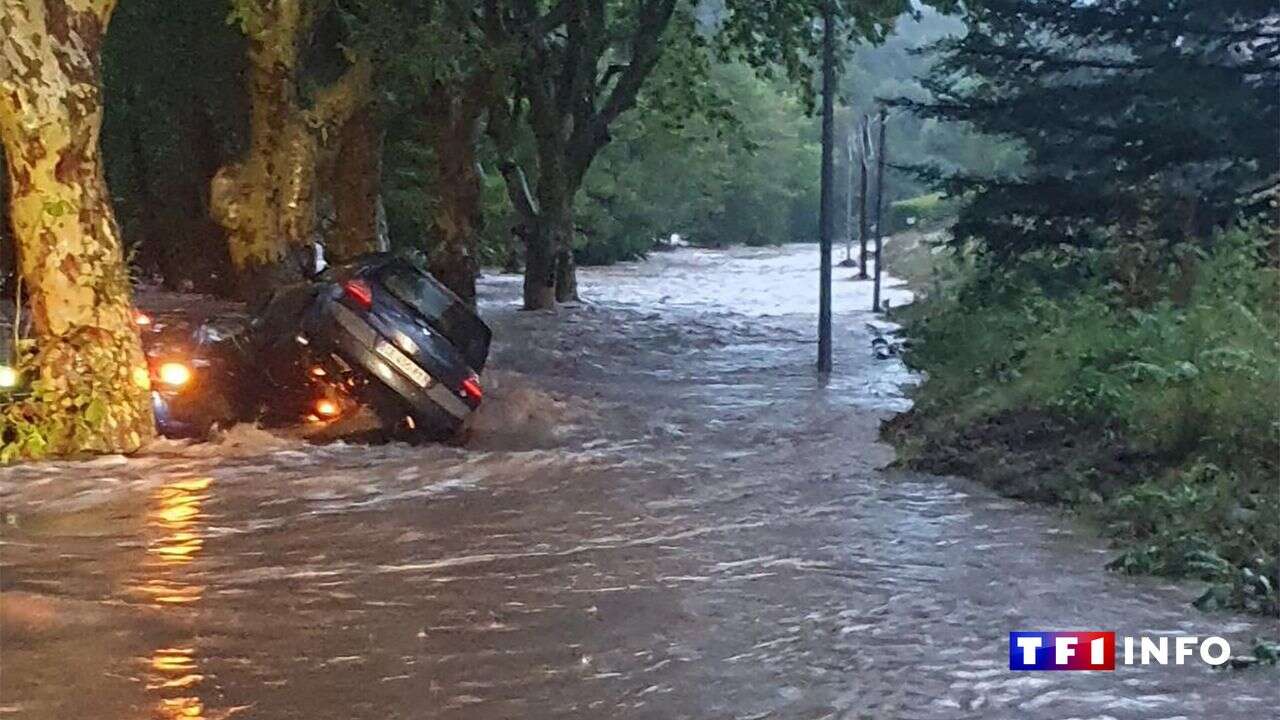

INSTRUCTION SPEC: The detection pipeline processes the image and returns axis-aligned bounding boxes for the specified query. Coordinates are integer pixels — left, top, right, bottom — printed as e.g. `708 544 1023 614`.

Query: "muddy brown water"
2 245 1276 719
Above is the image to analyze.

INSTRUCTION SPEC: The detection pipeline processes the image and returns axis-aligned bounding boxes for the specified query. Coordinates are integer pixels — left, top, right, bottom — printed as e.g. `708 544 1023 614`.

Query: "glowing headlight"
0 365 19 389
157 362 192 388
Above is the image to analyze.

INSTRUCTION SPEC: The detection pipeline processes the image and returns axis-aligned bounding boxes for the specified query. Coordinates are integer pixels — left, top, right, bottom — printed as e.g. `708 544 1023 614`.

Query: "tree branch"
568 0 677 180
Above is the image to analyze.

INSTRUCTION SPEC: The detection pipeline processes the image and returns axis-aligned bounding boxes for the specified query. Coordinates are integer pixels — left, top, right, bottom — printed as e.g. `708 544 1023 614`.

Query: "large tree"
354 0 499 305
902 0 1279 264
486 0 684 309
213 0 380 299
326 103 388 265
484 0 933 309
0 0 154 455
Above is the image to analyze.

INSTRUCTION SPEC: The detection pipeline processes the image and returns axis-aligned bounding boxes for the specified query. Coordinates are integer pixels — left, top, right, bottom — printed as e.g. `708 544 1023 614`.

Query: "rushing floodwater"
1 245 1276 719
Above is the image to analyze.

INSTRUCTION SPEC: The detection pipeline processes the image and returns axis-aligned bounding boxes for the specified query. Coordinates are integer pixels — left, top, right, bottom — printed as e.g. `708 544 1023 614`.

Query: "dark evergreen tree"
903 0 1279 261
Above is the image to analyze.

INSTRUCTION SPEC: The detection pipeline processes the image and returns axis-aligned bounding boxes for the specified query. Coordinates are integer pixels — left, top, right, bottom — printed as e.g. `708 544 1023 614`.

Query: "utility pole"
841 118 856 267
817 0 836 374
872 108 887 313
857 114 870 280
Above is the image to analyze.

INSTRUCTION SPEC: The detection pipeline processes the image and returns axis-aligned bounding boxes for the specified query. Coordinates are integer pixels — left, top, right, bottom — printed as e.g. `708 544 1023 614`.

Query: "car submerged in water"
1 255 490 444
241 254 490 439
152 254 491 441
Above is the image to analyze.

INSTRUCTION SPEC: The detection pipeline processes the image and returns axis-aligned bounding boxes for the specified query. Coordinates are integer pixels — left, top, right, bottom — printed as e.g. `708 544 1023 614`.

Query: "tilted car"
152 254 491 440
292 254 490 437
4 256 490 442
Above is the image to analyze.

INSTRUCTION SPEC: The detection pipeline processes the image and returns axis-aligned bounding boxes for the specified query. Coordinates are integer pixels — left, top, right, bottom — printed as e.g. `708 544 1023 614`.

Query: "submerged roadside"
878 228 1280 640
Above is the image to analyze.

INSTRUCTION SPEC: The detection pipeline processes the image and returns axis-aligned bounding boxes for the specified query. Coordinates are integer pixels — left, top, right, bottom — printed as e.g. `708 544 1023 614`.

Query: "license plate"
376 341 431 387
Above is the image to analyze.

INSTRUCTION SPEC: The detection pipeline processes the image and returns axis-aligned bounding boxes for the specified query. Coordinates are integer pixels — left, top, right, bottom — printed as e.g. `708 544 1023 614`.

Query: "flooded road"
2 245 1276 719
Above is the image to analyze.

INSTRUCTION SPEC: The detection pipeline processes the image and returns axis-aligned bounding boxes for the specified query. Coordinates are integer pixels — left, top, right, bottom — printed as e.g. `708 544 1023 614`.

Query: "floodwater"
1 245 1276 719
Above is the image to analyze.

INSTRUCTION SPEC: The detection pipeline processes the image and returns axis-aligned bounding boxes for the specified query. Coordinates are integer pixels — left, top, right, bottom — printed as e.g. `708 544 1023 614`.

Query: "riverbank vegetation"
884 0 1279 614
885 224 1279 615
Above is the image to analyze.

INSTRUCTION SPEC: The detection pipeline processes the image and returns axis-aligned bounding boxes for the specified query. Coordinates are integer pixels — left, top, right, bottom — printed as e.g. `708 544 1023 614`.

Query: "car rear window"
379 266 491 371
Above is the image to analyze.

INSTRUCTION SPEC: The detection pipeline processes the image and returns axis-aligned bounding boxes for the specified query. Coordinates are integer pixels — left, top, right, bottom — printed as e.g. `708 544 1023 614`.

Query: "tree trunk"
525 185 575 310
0 144 12 291
328 104 386 265
551 192 578 303
492 158 555 310
0 0 155 455
211 0 371 299
522 217 557 310
496 162 566 311
424 90 483 305
555 245 577 302
426 137 480 304
209 20 312 298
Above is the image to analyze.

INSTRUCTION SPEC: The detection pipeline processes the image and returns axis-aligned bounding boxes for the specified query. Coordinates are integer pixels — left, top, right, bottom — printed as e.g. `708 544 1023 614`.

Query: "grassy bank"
882 225 1280 619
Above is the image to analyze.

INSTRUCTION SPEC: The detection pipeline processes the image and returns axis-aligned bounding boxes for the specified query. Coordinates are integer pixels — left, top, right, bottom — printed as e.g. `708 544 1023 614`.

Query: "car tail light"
343 279 373 310
461 375 482 402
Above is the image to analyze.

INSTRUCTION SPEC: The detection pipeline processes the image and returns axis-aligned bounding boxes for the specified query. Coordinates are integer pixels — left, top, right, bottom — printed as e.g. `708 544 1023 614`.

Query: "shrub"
892 221 1279 613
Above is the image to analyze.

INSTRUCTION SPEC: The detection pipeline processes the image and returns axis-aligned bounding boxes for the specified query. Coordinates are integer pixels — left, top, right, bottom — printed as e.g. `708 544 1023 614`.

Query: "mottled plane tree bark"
0 0 154 455
212 0 374 299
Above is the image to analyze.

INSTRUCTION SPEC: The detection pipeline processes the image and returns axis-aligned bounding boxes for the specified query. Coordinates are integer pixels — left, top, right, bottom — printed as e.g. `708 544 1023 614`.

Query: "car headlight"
156 362 192 388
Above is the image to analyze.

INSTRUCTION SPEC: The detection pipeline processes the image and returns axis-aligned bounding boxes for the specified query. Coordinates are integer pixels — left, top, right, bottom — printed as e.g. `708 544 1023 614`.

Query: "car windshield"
379 265 491 371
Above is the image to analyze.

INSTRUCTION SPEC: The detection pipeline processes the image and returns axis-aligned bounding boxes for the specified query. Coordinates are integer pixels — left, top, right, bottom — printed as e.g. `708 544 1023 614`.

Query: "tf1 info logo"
1009 632 1232 671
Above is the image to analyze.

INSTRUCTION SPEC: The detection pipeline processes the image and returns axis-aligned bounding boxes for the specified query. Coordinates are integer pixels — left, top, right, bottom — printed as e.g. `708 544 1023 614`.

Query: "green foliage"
1105 466 1278 616
904 0 1279 261
0 405 49 464
716 0 955 109
370 5 1012 268
1 332 151 460
1250 641 1280 666
578 62 821 261
0 344 71 463
0 345 48 463
890 2 1278 615
347 0 500 105
381 119 435 250
380 113 518 267
905 225 1279 462
835 9 1022 222
893 222 1279 613
887 192 954 233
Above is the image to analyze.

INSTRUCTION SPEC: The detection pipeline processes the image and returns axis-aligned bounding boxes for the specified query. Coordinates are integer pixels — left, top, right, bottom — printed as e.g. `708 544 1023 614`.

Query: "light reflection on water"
137 477 211 719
